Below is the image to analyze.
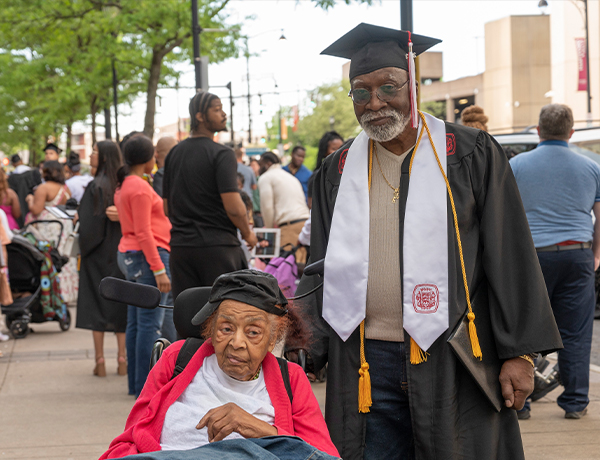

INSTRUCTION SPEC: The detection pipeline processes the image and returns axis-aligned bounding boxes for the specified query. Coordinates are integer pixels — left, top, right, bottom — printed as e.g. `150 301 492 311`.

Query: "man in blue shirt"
283 145 311 201
510 104 600 420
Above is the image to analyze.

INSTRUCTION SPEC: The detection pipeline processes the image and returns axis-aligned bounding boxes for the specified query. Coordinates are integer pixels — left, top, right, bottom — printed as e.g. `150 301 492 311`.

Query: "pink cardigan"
100 340 339 459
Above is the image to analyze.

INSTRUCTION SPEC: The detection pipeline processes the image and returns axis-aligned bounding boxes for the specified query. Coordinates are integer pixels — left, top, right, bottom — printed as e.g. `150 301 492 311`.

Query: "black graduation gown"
8 169 42 227
296 122 563 460
75 181 127 332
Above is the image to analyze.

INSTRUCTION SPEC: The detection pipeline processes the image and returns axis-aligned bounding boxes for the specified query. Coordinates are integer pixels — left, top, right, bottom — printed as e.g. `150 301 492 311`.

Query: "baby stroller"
1 220 71 339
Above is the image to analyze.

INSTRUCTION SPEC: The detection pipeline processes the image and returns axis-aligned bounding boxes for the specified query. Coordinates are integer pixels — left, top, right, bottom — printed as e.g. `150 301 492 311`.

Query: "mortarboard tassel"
407 31 418 129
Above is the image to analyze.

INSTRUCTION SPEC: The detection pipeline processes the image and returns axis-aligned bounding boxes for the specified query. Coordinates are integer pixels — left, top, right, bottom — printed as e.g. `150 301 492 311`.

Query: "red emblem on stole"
446 133 456 156
338 149 349 174
412 284 440 314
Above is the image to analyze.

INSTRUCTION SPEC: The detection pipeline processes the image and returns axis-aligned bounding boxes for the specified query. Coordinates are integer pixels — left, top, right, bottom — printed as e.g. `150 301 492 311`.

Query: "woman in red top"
115 135 172 397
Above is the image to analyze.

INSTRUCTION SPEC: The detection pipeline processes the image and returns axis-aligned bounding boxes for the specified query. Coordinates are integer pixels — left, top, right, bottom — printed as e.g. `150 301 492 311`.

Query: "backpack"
170 337 293 404
264 253 299 298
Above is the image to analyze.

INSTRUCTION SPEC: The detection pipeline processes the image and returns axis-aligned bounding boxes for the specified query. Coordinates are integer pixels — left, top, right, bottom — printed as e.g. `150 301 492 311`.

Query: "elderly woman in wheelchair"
100 270 339 460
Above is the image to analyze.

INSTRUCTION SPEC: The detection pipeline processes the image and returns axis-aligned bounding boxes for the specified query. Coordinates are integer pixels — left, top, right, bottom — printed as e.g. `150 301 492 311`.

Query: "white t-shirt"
160 354 275 451
65 175 93 203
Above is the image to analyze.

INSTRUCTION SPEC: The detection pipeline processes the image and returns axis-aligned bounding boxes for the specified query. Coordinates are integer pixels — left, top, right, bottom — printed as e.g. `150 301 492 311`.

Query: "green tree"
298 80 359 147
264 80 360 169
421 100 446 121
0 0 241 155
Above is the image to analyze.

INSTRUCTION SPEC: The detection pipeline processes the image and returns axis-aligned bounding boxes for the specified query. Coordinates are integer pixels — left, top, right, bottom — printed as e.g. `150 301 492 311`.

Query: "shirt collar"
539 140 569 148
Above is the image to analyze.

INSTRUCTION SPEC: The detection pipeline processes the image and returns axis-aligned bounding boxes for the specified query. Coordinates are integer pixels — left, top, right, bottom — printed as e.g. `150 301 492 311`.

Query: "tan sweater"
365 143 411 342
258 164 310 228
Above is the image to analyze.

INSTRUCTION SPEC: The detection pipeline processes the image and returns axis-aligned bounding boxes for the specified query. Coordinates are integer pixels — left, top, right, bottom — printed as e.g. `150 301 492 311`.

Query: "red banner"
576 38 588 92
292 105 299 132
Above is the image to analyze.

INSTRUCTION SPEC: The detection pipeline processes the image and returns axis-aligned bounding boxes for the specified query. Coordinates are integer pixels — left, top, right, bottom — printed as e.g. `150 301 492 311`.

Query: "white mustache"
360 109 401 124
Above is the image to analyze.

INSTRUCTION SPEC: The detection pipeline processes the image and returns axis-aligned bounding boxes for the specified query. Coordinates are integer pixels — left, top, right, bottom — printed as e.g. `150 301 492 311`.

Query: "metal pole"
192 0 202 93
112 60 119 142
227 82 234 144
400 0 413 32
584 0 592 126
246 42 252 145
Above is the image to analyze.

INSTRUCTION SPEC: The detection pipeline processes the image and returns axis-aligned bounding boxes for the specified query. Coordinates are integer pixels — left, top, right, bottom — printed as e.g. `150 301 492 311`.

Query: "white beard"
359 108 410 143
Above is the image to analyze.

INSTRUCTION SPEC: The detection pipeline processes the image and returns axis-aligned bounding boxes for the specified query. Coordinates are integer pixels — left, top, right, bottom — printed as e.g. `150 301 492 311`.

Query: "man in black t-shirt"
163 92 258 299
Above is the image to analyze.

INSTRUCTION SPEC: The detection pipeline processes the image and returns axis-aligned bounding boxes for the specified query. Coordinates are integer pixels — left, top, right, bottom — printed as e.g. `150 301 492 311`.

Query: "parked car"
494 126 600 163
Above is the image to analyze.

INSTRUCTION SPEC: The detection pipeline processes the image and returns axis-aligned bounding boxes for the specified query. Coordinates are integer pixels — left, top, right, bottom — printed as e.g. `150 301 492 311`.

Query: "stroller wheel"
58 309 71 332
9 320 29 339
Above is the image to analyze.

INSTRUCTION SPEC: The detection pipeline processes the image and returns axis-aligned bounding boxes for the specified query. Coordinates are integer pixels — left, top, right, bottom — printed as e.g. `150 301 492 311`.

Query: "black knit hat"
191 269 288 326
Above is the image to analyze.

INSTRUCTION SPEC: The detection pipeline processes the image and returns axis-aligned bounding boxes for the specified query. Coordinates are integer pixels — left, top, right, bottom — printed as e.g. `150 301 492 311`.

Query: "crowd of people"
1 20 598 460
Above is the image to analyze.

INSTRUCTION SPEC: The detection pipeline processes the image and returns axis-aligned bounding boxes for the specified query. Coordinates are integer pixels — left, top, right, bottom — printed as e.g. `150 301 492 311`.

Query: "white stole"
323 112 448 351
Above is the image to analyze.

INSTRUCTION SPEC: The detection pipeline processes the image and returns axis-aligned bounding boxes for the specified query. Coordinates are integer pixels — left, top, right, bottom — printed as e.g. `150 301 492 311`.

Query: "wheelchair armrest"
149 338 172 371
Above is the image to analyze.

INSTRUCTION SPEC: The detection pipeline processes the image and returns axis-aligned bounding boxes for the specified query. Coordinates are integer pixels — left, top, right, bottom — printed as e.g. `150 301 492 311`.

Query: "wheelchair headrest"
174 286 212 339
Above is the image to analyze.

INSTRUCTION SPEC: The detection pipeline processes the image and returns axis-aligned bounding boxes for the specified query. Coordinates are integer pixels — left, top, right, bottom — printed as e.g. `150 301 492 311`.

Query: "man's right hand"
243 231 258 250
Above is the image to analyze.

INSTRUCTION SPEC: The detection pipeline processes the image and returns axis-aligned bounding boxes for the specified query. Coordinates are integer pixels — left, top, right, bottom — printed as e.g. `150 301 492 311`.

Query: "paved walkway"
0 307 599 459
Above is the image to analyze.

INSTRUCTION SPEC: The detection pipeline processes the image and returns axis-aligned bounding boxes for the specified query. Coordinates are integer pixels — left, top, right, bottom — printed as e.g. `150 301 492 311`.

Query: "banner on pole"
576 38 588 92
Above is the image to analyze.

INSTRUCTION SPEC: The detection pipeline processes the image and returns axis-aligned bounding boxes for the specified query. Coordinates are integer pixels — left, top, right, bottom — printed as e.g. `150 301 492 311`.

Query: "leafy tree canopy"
265 79 360 170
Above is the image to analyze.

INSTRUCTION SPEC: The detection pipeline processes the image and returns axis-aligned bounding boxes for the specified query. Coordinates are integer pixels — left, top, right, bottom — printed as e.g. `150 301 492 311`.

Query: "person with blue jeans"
115 135 173 397
511 103 600 420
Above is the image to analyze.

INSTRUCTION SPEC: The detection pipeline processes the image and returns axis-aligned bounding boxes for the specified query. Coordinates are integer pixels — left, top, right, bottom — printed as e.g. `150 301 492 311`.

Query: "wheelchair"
99 260 327 376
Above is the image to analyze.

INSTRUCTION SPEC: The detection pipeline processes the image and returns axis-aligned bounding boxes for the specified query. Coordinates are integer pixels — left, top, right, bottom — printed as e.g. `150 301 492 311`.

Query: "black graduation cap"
321 23 441 80
43 143 62 154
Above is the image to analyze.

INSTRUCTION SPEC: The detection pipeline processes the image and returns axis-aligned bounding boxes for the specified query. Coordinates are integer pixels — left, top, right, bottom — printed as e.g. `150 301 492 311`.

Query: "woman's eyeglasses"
348 80 409 106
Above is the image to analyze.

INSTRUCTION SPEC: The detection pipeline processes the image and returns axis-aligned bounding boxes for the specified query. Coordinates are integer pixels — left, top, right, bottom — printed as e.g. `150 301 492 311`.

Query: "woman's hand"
105 205 120 222
72 212 79 226
154 272 171 293
25 194 34 207
196 402 277 442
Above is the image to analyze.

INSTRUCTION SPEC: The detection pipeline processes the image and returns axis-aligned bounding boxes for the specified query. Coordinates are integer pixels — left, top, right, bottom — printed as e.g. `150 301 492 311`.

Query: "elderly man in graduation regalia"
296 23 563 460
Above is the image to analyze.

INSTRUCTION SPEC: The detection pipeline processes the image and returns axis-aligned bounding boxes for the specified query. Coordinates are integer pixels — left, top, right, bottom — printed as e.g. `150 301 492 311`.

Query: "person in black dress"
75 140 127 377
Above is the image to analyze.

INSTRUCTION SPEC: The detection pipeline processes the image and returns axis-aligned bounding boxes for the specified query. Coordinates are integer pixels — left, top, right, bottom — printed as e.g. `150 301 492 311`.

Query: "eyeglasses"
348 80 409 106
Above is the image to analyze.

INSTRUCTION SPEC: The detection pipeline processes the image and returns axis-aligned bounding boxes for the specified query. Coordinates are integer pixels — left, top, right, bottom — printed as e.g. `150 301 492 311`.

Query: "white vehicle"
494 127 600 163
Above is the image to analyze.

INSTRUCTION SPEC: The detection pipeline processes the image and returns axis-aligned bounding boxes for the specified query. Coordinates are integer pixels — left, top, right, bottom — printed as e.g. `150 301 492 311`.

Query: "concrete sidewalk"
0 306 599 460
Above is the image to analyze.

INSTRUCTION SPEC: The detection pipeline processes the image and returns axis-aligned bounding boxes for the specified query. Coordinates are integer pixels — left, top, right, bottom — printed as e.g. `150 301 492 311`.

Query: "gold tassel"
410 337 429 365
358 361 372 413
467 312 483 360
358 321 372 413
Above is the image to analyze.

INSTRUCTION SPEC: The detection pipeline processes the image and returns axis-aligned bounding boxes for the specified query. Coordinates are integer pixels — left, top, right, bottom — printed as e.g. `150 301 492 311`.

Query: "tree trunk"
66 122 73 155
91 96 98 147
143 51 163 138
104 106 112 141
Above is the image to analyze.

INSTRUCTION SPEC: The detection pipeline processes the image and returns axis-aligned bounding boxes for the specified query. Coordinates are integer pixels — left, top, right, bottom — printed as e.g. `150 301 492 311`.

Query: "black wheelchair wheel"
58 309 71 332
10 320 29 339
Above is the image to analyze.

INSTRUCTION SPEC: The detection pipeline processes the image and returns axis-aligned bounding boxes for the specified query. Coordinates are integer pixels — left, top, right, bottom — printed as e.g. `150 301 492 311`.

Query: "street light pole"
112 59 119 142
583 0 592 126
227 82 234 144
400 0 413 32
245 40 252 144
192 0 202 93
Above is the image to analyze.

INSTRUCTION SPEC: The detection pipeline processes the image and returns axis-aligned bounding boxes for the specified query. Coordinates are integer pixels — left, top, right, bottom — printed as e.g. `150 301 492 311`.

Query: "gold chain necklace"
373 147 400 203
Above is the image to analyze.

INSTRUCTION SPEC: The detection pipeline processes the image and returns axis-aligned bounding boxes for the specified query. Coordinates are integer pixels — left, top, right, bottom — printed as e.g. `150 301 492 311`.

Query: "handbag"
63 221 80 258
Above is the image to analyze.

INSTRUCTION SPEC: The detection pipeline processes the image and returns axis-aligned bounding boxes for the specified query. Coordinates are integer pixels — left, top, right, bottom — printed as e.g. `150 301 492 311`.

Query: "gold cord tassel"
467 312 483 360
358 321 372 413
410 337 429 365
